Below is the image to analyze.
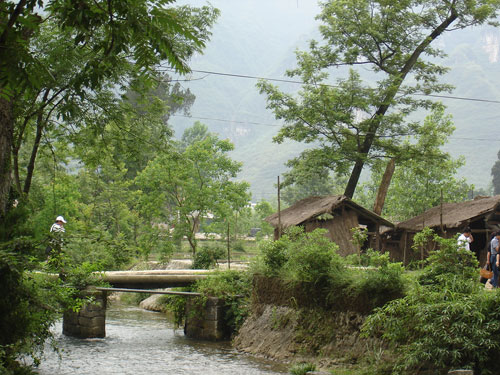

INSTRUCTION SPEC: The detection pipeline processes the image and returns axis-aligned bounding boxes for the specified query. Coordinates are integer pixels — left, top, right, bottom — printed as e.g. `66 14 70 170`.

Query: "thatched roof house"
383 195 500 264
265 195 393 256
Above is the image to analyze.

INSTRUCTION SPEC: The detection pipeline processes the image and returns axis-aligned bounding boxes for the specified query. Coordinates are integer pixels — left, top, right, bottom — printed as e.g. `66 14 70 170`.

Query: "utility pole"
227 220 231 270
277 176 282 239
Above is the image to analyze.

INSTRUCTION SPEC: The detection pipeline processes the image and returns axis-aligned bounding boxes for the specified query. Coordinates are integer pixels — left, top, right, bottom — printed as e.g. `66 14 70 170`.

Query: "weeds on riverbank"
253 227 405 313
159 270 252 334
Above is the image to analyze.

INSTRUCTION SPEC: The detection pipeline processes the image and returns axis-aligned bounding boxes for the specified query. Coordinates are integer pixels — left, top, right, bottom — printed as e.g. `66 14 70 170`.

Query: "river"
34 303 288 375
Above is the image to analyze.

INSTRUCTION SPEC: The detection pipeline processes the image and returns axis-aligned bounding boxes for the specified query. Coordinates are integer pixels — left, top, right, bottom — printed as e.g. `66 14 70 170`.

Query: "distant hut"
383 195 500 265
265 195 393 256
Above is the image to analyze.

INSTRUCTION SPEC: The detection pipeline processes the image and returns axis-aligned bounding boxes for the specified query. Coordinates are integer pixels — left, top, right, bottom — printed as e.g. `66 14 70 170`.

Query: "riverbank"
132 261 393 373
232 275 390 374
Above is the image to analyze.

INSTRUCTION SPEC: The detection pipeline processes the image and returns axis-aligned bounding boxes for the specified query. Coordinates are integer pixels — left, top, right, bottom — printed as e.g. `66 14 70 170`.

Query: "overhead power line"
173 114 500 142
158 67 500 104
172 114 279 127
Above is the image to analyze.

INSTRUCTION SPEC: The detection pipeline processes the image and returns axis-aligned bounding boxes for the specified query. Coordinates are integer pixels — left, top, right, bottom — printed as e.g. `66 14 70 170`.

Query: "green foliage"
260 235 290 276
256 228 405 313
159 293 189 328
351 227 368 249
289 362 316 375
357 107 472 221
363 235 496 374
418 236 479 289
194 270 252 333
0 1 222 372
192 244 225 269
349 252 405 311
0 241 90 374
280 153 347 205
283 228 344 285
160 270 252 334
258 226 346 286
259 0 500 197
136 126 250 255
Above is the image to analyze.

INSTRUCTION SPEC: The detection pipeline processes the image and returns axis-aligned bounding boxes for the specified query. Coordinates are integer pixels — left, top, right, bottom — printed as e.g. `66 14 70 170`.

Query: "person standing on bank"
48 215 67 280
457 227 474 251
487 231 500 288
50 215 66 233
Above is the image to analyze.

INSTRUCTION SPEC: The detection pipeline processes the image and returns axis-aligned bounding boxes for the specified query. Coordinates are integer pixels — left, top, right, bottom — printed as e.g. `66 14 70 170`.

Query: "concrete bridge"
63 269 230 341
97 269 212 289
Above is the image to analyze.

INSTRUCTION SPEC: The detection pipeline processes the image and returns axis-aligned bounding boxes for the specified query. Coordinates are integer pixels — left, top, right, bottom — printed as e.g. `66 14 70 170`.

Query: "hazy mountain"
170 1 500 201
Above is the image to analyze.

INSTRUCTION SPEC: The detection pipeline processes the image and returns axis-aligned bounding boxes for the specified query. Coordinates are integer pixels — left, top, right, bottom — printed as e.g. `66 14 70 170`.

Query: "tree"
259 0 500 199
280 150 348 205
356 107 472 221
491 150 500 195
136 127 250 254
0 0 219 220
180 121 210 150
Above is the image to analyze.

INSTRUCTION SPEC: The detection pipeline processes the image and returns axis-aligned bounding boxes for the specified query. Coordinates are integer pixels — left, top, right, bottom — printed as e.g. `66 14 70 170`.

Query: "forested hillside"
170 0 500 201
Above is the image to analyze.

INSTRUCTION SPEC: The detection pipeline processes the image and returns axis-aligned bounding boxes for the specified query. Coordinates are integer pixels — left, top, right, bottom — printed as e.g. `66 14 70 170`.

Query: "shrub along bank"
159 227 500 374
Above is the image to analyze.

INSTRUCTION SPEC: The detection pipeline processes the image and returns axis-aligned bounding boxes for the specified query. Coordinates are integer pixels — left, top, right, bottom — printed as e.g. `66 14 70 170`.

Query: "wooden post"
227 221 230 270
277 176 282 239
403 230 407 265
440 189 444 234
421 216 425 269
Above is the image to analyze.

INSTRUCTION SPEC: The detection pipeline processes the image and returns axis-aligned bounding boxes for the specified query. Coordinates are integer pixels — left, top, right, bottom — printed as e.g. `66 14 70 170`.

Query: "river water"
35 303 287 375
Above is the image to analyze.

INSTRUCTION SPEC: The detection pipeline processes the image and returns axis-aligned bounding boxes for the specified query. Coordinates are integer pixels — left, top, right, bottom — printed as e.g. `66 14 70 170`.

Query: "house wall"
304 209 359 256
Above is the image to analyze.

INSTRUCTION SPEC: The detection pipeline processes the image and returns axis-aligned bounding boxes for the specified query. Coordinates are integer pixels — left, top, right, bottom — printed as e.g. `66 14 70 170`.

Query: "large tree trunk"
0 95 13 219
343 10 458 198
23 110 45 195
373 158 396 215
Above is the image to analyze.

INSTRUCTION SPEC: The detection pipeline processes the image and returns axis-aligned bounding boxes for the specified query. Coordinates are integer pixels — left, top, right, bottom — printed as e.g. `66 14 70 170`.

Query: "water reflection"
36 304 287 375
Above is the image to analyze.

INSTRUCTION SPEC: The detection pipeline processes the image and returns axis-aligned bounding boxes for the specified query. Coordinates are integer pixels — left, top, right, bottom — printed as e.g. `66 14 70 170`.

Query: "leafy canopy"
259 0 500 198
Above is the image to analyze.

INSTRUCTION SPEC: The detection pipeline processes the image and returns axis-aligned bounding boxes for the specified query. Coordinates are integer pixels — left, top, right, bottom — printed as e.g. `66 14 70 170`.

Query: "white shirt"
457 233 471 251
50 223 65 233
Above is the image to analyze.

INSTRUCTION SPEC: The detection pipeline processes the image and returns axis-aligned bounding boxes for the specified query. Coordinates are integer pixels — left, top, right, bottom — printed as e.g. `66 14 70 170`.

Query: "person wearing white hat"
47 216 67 280
50 216 66 233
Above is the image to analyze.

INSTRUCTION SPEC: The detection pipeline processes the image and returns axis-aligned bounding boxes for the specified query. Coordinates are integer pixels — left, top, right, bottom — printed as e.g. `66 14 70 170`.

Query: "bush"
362 235 498 374
348 251 405 312
289 362 316 375
0 246 60 374
194 270 252 333
418 235 478 289
192 244 225 269
282 227 344 286
63 230 134 270
259 235 290 275
159 270 252 335
159 293 189 328
232 239 246 252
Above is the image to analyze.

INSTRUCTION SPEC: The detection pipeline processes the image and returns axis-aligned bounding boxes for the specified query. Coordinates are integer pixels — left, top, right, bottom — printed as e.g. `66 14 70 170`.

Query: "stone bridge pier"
62 287 228 341
63 287 107 338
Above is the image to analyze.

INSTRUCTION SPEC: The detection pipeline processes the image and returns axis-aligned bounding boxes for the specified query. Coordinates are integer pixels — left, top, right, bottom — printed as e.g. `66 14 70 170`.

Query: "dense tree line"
0 1 223 373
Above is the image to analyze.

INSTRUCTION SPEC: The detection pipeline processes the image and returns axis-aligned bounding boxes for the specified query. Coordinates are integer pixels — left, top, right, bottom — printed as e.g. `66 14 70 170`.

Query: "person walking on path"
457 227 474 251
487 231 500 288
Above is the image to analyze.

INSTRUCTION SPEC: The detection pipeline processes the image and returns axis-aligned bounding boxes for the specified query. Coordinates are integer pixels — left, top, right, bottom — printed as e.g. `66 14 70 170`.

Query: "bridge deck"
96 287 202 296
99 270 212 289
